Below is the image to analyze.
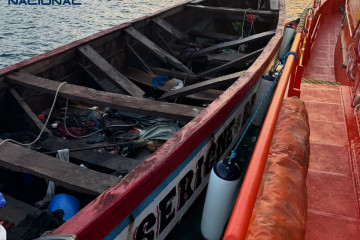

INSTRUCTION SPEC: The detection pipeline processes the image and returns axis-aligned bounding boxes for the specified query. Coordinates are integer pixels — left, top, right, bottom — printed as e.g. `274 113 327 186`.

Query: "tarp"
246 97 310 240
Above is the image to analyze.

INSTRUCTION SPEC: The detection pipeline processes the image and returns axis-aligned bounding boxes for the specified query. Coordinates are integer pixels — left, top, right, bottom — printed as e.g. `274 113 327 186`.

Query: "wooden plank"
0 141 119 195
41 136 141 173
6 72 203 121
79 63 122 94
159 71 244 101
191 30 275 57
78 45 145 98
206 52 246 62
188 30 237 41
151 67 198 80
126 44 153 73
186 5 278 17
152 17 187 40
9 88 52 135
125 27 193 74
124 68 222 102
71 151 141 173
0 193 41 225
188 48 263 83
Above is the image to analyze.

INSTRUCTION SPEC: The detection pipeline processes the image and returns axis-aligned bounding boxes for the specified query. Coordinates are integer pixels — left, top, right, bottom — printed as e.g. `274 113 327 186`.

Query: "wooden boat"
224 0 360 239
0 0 285 239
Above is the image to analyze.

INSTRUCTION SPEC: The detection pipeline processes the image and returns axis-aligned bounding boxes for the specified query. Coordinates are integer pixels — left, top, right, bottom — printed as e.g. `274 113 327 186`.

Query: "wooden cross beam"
6 72 203 121
78 45 145 98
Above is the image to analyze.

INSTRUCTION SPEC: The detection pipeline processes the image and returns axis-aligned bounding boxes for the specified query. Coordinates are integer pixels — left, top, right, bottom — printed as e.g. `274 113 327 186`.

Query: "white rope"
0 82 67 147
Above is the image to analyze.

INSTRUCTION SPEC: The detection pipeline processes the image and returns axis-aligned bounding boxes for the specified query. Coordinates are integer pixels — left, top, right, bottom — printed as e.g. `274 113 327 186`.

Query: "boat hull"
0 0 286 239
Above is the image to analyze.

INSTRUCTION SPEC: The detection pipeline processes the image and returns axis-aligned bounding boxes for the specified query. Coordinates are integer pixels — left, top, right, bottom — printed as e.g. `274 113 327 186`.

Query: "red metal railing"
223 1 324 239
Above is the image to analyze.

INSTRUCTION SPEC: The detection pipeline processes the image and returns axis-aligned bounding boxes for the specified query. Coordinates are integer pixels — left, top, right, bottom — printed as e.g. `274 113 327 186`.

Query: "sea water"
0 0 185 69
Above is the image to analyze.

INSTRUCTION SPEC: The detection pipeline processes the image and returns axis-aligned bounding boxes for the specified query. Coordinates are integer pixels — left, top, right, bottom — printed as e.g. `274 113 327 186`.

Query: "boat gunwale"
50 0 286 239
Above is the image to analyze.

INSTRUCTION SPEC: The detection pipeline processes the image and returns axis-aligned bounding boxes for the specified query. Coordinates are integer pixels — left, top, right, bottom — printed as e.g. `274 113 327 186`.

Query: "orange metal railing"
223 1 324 239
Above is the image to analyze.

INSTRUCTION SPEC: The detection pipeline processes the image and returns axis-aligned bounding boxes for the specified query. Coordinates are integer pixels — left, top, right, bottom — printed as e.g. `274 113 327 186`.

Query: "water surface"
0 0 185 68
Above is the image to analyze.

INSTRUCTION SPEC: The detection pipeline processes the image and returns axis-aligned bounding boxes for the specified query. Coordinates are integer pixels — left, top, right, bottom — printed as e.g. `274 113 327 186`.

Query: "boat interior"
0 0 280 235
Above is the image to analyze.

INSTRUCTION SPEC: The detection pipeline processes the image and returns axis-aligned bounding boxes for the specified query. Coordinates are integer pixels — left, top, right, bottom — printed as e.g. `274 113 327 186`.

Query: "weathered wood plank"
124 68 222 102
78 45 145 98
206 52 246 62
152 17 187 40
79 63 122 94
188 30 237 41
186 5 278 17
71 151 141 173
41 137 141 173
0 141 119 195
191 30 275 57
125 27 193 73
189 48 263 83
126 44 153 73
9 88 52 135
159 71 244 101
151 67 198 79
6 72 203 121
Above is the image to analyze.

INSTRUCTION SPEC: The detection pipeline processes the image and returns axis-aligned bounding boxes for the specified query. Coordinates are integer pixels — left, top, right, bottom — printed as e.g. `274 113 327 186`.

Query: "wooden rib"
206 52 246 62
188 30 237 41
0 141 119 195
6 72 203 121
159 71 244 101
191 30 275 57
9 88 52 135
125 27 193 73
152 17 187 40
186 5 278 17
156 33 177 57
78 63 122 94
188 48 263 83
126 44 153 73
151 67 198 79
78 45 145 98
124 68 222 102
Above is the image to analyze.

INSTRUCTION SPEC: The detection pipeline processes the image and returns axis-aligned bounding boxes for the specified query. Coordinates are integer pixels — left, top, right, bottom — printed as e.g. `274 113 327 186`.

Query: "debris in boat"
35 181 55 208
152 75 169 90
6 210 64 240
170 78 184 91
139 123 180 141
86 132 105 144
0 224 6 240
48 194 80 221
56 149 69 162
0 193 6 208
146 140 165 153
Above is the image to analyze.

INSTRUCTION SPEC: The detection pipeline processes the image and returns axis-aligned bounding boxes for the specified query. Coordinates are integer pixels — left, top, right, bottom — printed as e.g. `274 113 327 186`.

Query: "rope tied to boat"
227 51 297 163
